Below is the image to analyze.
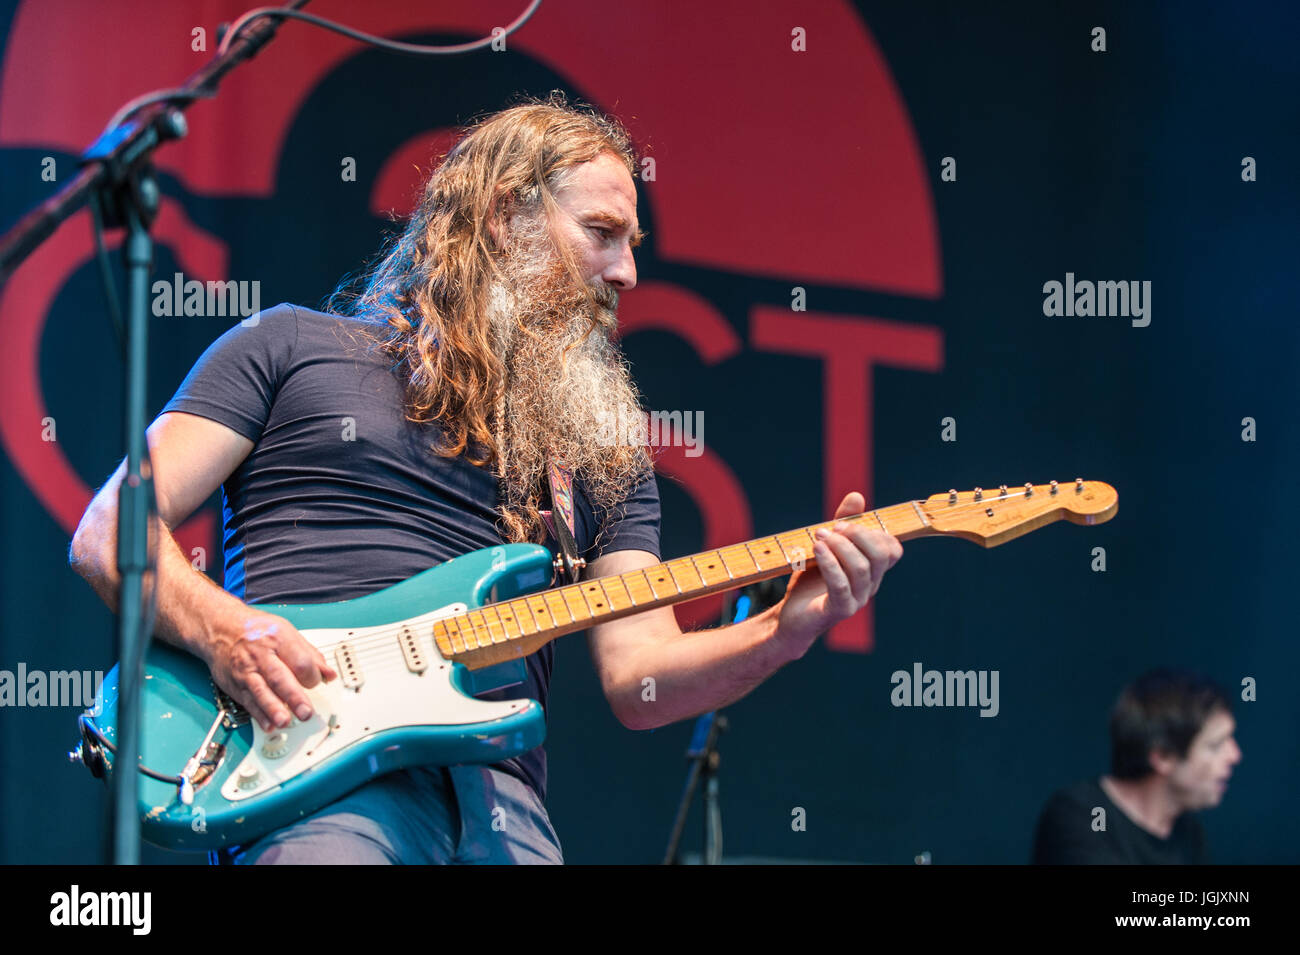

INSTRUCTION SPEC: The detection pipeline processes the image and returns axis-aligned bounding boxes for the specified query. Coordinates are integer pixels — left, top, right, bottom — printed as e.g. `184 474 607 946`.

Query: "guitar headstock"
920 479 1118 548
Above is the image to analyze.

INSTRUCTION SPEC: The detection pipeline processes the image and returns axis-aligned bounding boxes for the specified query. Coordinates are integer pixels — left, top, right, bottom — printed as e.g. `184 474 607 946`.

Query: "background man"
1032 668 1241 864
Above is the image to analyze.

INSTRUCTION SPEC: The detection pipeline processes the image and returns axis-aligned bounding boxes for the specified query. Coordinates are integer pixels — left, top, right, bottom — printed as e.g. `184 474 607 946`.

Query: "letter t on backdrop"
752 309 943 652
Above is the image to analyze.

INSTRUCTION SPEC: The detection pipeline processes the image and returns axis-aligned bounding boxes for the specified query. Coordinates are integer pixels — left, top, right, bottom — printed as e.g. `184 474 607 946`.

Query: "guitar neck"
436 502 935 670
436 479 1119 668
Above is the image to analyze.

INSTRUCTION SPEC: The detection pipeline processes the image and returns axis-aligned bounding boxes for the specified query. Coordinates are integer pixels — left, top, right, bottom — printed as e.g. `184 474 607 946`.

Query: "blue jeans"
227 765 563 864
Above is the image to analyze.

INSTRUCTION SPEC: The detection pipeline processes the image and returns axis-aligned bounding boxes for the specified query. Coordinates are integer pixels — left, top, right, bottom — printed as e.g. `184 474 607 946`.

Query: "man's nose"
603 244 637 291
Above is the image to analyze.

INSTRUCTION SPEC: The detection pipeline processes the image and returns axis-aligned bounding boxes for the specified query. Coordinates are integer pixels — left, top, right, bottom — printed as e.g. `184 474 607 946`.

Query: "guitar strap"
540 457 585 584
492 390 583 584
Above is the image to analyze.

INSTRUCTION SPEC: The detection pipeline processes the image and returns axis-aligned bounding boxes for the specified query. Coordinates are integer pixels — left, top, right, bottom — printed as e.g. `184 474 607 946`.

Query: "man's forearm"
614 605 794 730
69 492 245 666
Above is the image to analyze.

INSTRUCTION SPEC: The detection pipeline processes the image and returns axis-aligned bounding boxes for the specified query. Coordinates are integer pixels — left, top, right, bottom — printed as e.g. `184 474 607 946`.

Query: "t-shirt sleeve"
589 468 662 561
159 303 299 441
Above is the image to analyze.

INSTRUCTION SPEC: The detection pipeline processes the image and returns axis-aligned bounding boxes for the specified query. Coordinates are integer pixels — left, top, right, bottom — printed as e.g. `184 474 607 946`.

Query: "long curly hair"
329 93 645 544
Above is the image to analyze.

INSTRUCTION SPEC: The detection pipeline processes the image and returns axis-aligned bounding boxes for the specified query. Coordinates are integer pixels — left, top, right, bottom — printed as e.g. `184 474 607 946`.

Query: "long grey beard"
487 279 653 534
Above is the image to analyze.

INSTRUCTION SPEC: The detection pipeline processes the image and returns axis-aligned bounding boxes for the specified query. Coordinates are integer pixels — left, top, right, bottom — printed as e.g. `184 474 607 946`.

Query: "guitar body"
84 543 554 850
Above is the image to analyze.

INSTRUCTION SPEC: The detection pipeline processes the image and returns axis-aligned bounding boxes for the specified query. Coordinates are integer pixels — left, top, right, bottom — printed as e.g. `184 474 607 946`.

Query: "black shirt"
161 303 662 800
1031 777 1209 864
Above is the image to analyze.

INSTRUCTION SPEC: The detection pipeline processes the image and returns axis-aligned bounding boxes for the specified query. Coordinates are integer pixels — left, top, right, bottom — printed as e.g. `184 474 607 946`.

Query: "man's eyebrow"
584 210 644 246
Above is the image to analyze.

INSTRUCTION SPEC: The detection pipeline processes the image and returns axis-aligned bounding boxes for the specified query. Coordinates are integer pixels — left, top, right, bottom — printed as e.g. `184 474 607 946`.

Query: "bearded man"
69 95 903 864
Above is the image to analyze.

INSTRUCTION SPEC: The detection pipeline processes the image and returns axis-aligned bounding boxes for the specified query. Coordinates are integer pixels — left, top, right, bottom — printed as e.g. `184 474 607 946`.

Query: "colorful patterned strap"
540 458 583 584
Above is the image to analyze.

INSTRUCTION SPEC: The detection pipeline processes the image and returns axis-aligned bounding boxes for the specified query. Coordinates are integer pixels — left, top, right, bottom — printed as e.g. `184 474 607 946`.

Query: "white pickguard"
221 602 529 802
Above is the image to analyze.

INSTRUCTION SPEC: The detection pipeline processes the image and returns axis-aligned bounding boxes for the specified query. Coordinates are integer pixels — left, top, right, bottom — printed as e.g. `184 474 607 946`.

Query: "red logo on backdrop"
0 0 942 650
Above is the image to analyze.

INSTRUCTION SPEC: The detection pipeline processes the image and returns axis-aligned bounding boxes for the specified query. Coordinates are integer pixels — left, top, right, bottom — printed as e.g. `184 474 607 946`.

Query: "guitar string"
300 513 903 664
291 486 1096 664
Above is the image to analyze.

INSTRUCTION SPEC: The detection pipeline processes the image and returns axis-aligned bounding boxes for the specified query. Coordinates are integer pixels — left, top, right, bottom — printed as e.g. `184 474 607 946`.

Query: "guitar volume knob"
261 731 291 759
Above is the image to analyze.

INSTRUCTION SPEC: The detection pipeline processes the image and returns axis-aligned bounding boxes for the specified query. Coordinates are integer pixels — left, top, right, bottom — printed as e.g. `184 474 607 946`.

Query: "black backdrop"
1 0 1295 864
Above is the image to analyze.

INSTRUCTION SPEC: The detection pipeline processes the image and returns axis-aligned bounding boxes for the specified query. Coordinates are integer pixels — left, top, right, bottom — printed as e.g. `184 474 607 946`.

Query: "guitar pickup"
398 626 427 674
335 642 363 690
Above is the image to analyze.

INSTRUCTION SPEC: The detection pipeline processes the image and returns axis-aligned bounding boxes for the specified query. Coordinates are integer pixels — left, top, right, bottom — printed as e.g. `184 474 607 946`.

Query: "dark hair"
1110 669 1232 779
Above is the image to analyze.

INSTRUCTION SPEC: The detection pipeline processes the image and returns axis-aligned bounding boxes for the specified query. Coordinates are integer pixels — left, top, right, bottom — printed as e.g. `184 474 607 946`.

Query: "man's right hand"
70 412 340 732
202 607 338 732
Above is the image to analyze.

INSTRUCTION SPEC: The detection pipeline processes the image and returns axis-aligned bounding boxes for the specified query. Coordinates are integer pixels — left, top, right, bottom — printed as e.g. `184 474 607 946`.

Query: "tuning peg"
999 484 1008 496
1050 480 1059 495
1075 477 1084 492
948 489 957 504
973 487 983 501
1024 482 1033 497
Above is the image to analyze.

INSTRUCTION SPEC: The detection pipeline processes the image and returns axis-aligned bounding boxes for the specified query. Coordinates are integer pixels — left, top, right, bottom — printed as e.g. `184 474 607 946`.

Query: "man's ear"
1148 747 1179 777
488 192 515 248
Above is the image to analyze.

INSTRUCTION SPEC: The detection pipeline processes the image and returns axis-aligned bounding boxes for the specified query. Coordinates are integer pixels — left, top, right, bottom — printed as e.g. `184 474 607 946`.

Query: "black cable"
104 0 544 133
103 87 216 135
87 192 126 358
79 714 184 785
217 1 543 56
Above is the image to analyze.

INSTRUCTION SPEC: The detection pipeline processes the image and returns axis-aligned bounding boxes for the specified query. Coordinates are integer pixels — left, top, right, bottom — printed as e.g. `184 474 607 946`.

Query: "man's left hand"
772 491 903 660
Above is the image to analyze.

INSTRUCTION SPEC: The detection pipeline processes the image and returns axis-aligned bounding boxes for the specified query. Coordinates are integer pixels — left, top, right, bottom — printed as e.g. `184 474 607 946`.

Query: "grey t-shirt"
161 303 662 801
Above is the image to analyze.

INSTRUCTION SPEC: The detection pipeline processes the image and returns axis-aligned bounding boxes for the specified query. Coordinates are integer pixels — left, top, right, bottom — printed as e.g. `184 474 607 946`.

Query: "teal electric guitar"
75 480 1117 849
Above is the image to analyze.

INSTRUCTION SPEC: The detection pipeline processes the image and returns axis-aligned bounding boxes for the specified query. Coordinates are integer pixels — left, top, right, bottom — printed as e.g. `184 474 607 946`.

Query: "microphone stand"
662 578 787 865
662 710 728 866
0 1 310 864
